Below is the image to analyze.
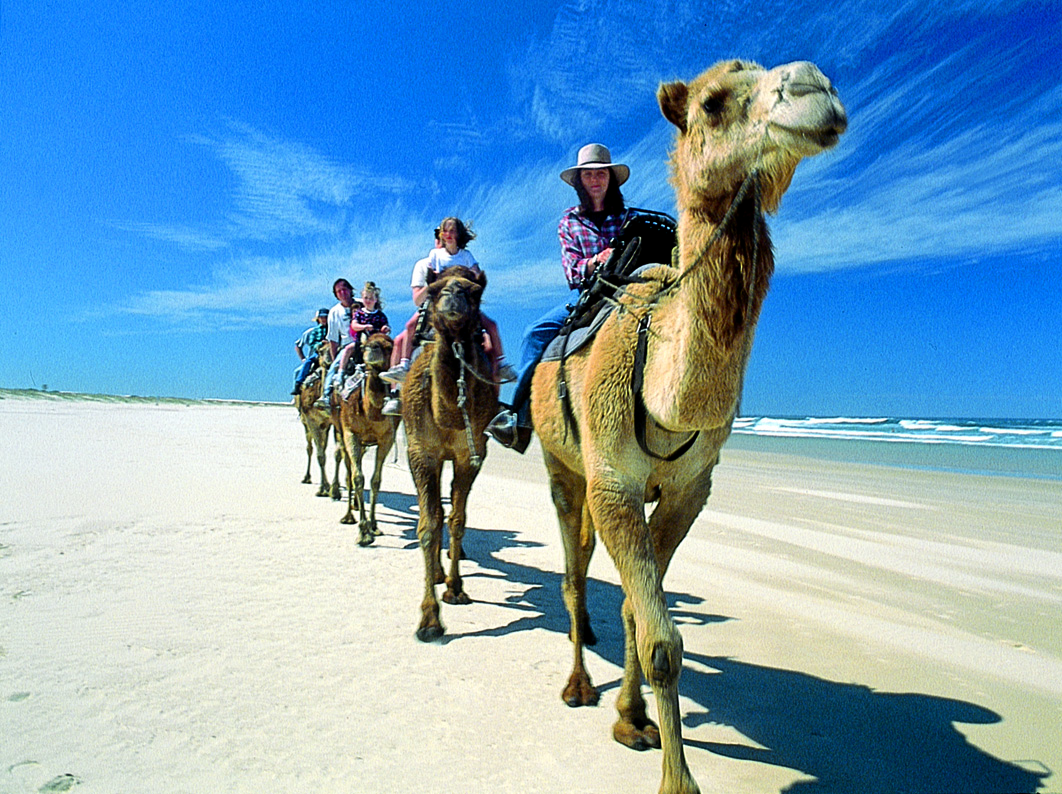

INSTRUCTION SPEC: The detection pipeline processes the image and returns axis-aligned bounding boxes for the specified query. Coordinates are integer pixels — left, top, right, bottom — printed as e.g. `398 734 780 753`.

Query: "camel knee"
645 635 683 688
418 527 436 551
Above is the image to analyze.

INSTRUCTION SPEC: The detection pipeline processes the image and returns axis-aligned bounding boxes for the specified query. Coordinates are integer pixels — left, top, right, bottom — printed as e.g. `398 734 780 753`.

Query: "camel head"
658 59 847 214
361 332 394 372
316 339 335 369
424 266 486 339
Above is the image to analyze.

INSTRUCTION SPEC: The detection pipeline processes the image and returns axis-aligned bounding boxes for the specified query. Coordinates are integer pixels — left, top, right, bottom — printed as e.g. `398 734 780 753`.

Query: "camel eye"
701 94 726 117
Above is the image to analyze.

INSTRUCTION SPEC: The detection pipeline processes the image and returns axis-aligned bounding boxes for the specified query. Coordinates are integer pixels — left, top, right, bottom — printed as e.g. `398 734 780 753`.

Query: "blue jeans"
322 353 342 402
511 292 578 423
293 356 317 390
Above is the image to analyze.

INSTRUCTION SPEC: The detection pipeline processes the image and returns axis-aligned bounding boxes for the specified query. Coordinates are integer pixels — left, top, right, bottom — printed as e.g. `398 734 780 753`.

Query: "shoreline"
5 388 1057 481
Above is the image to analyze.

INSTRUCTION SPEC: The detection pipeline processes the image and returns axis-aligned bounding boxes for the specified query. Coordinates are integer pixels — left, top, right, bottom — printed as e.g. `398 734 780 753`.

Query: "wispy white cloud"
182 123 419 245
774 39 1062 272
115 0 1061 332
110 222 229 252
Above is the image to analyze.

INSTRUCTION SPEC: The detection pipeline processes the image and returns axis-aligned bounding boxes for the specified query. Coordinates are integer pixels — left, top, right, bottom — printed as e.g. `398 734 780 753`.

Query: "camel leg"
330 424 344 500
544 451 599 707
366 437 392 538
412 455 446 641
319 424 332 495
302 426 314 484
611 467 715 758
338 425 357 525
442 461 478 606
613 595 660 749
587 476 699 794
352 442 374 547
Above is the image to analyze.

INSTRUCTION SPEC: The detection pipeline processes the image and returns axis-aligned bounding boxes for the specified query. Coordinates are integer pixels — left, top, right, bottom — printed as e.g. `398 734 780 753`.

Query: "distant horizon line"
3 387 1058 423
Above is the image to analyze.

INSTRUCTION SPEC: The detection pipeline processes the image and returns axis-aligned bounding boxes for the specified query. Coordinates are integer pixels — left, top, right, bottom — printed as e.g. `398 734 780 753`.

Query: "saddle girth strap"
556 314 580 446
632 312 699 462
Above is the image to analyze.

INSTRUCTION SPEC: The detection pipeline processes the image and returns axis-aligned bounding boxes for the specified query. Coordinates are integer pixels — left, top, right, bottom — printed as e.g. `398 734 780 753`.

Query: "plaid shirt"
558 205 635 289
296 323 328 357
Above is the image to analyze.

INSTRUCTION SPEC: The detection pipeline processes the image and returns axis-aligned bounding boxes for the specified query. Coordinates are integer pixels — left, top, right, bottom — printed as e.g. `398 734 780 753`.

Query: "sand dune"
2 395 1059 793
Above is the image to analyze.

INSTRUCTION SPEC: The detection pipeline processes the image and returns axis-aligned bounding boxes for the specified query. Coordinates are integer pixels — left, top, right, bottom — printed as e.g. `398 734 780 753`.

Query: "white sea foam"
979 426 1048 436
734 415 1062 452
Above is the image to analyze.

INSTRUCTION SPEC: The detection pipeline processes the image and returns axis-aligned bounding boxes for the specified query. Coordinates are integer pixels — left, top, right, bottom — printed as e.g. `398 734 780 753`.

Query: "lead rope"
452 340 483 470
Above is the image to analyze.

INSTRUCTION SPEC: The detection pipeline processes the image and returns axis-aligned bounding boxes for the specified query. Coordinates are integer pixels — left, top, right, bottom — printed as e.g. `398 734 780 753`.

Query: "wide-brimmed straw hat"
560 143 629 187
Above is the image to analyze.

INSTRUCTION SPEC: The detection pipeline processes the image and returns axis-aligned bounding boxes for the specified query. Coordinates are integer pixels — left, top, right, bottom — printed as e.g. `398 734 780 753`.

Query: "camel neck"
639 200 771 431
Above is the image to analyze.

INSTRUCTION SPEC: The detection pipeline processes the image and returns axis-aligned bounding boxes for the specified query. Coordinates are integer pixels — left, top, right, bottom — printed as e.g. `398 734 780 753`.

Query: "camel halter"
630 170 762 461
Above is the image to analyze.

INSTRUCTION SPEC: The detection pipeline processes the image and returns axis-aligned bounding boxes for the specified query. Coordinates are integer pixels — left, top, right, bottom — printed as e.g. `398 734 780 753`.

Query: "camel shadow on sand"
400 524 1051 794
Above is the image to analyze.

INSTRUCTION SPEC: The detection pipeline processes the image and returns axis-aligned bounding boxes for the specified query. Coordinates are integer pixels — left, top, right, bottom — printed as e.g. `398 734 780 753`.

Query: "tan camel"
295 341 336 497
335 332 399 546
402 266 498 642
530 60 846 794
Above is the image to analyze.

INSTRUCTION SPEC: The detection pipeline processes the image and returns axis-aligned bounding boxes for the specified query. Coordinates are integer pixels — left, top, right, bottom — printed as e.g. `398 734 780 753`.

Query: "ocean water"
728 416 1062 480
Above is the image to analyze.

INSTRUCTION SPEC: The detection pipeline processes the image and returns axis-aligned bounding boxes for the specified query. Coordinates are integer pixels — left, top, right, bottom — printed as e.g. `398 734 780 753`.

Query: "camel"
335 332 399 546
530 60 847 794
295 340 337 497
402 265 498 642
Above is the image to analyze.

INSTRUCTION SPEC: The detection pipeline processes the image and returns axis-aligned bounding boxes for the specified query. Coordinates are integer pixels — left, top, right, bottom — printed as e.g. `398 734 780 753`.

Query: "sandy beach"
2 393 1059 794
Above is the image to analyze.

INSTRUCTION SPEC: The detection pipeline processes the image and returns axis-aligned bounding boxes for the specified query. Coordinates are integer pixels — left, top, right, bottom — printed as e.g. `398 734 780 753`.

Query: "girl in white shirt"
382 217 513 386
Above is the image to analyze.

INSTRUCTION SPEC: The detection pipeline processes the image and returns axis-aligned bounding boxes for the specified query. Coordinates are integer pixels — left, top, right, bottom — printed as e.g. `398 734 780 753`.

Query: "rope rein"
605 170 762 317
451 340 483 470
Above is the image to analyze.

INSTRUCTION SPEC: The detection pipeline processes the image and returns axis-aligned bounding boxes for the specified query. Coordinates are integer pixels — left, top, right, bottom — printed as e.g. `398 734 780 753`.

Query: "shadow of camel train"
393 523 1050 794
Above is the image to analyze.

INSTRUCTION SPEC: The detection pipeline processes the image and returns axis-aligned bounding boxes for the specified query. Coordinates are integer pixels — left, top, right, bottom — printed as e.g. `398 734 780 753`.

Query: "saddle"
544 209 677 362
551 209 699 461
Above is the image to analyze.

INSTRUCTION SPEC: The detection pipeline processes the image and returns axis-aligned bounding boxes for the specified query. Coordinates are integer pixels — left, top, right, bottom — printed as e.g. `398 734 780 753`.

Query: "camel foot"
612 716 661 751
301 475 312 484
357 528 374 547
316 486 330 497
442 589 471 605
416 622 445 643
373 525 384 537
340 514 355 525
562 671 599 708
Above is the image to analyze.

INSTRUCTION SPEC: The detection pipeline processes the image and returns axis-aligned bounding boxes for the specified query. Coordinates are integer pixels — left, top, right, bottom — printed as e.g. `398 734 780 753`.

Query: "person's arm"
296 342 306 361
410 256 431 307
559 214 604 287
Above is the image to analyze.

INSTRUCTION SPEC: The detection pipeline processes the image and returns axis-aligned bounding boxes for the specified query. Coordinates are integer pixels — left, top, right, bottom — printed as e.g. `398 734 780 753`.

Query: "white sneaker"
382 397 402 416
380 360 409 384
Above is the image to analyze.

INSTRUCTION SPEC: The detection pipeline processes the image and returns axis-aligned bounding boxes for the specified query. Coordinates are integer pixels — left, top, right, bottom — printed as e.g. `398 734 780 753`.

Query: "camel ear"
475 270 487 292
658 81 689 133
425 269 439 285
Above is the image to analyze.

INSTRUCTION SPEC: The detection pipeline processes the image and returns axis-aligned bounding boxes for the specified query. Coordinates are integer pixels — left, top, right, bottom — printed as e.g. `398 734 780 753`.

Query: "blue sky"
2 0 1059 417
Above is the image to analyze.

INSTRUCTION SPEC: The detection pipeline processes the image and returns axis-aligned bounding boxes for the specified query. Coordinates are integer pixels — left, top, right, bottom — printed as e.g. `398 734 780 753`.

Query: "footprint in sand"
38 774 81 792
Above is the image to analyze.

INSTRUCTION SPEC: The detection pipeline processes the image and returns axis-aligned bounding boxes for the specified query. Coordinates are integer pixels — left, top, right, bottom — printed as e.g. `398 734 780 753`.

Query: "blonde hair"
362 281 382 309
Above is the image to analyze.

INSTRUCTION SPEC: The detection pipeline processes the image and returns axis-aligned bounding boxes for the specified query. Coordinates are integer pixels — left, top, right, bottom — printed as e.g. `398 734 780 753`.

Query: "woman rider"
487 143 635 452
